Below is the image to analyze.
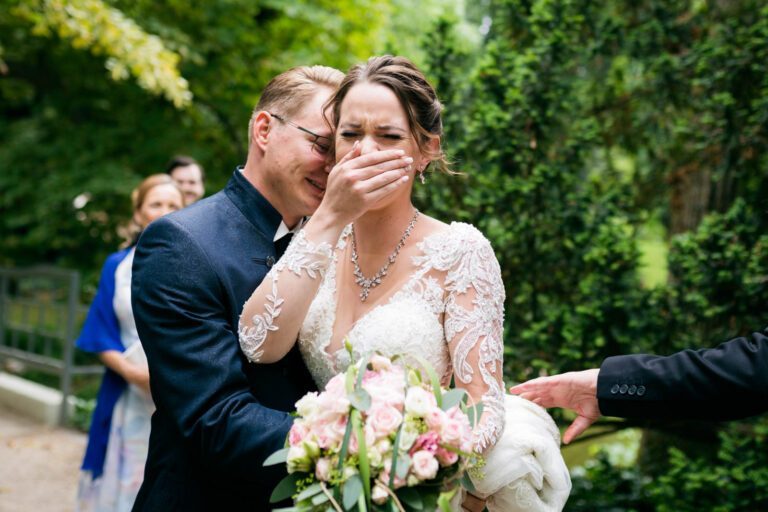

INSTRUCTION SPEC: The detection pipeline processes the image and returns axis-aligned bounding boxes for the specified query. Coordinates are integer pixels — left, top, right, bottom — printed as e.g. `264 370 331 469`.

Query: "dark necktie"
274 233 293 259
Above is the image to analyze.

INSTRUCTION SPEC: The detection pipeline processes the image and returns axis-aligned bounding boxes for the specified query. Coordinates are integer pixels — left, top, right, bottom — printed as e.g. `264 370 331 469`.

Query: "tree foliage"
0 0 456 287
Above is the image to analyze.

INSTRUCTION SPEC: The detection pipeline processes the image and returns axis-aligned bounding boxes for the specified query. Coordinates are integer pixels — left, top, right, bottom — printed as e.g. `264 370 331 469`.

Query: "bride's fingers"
363 174 410 203
333 141 361 168
344 149 409 175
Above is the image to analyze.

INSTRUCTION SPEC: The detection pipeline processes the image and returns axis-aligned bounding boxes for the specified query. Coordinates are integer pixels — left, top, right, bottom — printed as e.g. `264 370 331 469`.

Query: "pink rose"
411 431 440 454
368 404 403 438
441 419 464 446
315 457 332 481
436 446 459 466
424 407 447 430
288 421 308 446
411 450 439 480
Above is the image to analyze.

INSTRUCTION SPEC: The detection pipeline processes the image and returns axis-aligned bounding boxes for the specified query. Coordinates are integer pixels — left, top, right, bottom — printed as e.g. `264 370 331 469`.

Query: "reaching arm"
238 144 414 364
442 226 506 452
598 329 768 420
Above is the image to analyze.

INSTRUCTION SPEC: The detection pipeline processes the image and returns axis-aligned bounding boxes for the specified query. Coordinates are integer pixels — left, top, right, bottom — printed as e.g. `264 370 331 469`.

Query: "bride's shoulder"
418 218 497 264
422 218 493 248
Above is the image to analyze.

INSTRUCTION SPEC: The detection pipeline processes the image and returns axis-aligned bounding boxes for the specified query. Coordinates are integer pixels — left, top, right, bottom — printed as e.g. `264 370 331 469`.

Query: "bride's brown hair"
325 55 451 175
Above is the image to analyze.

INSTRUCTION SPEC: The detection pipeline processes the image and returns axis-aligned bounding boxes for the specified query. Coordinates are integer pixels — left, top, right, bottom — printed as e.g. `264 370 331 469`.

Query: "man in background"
166 155 205 204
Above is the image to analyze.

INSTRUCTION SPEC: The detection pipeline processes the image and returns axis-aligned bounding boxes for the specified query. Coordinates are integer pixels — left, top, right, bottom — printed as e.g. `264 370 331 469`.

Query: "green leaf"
356 352 373 388
345 364 356 394
270 472 304 503
263 446 290 467
337 414 355 473
352 410 372 507
460 471 477 493
311 491 330 506
441 388 467 411
348 388 372 411
466 403 484 429
396 487 424 510
343 474 363 510
295 483 323 502
395 453 411 479
437 488 458 512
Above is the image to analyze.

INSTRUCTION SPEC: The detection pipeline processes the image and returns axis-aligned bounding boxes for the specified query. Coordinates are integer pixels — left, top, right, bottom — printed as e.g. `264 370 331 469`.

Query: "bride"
238 55 571 511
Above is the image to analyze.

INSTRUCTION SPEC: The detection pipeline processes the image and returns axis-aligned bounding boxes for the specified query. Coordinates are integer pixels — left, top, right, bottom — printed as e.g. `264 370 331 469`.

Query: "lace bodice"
297 222 506 451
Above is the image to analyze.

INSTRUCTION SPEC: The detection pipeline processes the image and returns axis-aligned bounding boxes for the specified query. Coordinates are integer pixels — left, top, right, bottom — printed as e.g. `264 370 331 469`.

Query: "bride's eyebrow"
375 125 406 132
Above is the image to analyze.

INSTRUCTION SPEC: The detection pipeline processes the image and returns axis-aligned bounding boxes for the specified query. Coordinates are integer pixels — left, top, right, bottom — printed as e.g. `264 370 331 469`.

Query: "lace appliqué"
238 230 333 363
417 224 506 452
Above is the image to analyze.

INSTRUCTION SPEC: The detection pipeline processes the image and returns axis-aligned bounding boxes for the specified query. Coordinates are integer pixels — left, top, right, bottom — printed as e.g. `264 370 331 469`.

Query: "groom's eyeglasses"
269 112 331 156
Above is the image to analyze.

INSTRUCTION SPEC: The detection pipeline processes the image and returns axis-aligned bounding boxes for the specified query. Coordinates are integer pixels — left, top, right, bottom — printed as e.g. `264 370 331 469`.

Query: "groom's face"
261 87 334 223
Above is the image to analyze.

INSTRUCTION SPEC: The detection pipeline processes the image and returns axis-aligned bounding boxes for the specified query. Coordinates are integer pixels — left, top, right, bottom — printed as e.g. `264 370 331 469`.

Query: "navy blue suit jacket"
598 328 768 420
131 170 316 511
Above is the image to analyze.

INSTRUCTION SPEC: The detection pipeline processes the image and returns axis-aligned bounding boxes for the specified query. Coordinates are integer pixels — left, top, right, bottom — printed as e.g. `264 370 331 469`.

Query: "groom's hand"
509 369 601 444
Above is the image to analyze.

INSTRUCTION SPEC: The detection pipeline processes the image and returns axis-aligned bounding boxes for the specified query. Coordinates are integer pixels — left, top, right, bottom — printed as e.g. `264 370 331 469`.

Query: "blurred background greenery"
1 0 766 509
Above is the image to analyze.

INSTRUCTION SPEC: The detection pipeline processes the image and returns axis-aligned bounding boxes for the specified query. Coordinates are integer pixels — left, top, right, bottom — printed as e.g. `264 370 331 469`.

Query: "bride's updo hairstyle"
327 55 451 175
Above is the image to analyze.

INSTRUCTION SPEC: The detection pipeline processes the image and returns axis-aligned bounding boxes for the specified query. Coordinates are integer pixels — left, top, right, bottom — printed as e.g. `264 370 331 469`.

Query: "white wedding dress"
239 222 571 511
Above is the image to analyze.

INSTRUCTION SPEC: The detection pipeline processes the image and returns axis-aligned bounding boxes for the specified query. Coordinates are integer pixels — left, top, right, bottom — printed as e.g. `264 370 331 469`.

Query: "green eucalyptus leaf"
263 446 290 467
270 472 304 503
441 388 467 411
343 474 363 510
348 388 372 411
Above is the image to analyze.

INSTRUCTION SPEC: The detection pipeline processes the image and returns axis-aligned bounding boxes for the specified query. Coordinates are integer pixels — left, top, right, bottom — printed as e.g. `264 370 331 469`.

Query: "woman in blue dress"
76 174 184 512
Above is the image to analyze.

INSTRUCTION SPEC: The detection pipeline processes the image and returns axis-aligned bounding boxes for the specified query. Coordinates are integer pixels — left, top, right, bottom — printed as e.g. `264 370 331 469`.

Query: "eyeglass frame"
268 112 332 155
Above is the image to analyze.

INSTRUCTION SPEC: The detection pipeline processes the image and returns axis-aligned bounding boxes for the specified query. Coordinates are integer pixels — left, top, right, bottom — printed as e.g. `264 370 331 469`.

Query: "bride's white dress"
240 222 571 511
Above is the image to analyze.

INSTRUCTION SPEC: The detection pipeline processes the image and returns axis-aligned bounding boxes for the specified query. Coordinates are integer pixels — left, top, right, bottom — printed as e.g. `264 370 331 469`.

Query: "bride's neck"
352 201 417 255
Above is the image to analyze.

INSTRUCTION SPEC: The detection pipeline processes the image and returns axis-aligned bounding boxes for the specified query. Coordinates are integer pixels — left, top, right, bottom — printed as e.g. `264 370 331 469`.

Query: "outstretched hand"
509 369 601 444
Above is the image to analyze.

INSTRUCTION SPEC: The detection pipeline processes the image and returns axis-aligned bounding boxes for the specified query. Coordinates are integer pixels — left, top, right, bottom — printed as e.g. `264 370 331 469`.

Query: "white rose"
295 392 320 418
398 423 419 452
286 444 310 473
370 354 393 372
404 387 435 417
371 483 389 505
411 450 439 481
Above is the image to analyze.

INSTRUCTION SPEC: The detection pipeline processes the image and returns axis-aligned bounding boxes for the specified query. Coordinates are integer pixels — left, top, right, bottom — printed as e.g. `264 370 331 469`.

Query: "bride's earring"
418 166 426 184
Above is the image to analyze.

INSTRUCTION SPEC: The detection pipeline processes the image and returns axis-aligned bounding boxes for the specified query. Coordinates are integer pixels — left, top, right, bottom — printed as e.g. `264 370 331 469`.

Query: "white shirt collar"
273 216 308 241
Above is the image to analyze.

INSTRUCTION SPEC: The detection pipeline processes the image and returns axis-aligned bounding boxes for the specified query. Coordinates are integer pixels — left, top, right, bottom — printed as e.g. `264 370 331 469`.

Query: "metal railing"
0 266 102 425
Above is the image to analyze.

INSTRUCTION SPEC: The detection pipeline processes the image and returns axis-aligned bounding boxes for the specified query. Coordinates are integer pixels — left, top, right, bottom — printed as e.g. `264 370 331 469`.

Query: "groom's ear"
252 111 272 151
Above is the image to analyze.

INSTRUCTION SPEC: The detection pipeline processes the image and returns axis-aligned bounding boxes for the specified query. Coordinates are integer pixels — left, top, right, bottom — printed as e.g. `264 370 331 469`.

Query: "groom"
130 65 344 511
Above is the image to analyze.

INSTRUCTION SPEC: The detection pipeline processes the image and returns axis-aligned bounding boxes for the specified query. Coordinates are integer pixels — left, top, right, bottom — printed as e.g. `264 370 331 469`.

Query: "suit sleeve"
131 216 292 480
597 329 768 420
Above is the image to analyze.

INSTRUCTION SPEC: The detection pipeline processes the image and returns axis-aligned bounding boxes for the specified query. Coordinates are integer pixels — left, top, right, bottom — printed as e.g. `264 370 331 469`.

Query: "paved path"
0 404 85 512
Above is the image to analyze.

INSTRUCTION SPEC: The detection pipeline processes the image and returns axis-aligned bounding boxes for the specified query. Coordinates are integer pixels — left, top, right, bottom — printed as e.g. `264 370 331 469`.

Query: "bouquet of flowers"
264 352 483 511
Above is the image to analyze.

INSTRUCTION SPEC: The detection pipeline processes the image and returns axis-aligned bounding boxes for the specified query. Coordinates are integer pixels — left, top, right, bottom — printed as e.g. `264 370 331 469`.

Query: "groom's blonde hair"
248 65 344 147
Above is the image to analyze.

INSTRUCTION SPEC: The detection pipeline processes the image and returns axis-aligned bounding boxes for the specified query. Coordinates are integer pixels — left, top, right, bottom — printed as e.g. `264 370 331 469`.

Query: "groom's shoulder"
156 190 235 238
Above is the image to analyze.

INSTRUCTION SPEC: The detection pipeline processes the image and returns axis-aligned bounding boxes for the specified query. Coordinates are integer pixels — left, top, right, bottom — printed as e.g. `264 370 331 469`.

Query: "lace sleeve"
442 224 506 452
238 230 333 364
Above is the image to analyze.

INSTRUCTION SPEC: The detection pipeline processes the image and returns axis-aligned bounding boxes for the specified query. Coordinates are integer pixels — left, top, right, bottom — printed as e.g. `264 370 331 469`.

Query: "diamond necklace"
350 208 420 302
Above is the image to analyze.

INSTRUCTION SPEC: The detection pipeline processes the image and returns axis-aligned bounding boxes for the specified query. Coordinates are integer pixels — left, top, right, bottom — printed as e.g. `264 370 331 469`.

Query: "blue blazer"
131 170 316 511
598 328 768 420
